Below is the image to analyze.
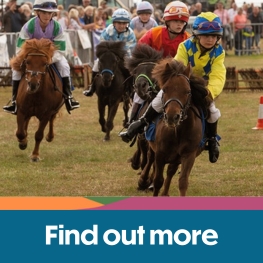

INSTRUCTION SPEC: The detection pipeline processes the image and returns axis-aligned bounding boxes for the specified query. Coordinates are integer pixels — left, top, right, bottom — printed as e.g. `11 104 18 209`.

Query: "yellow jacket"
174 36 226 99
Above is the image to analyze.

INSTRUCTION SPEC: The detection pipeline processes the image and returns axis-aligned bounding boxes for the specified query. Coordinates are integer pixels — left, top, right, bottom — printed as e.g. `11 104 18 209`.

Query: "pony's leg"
161 163 179 196
122 94 130 127
46 114 57 142
138 147 155 190
153 152 166 196
178 153 196 196
139 136 149 171
16 114 30 150
31 117 50 162
98 99 106 133
104 103 119 141
129 137 142 170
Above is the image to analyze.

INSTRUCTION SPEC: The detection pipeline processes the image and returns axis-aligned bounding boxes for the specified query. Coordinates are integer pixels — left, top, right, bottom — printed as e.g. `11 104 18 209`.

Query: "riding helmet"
163 1 190 23
136 1 154 15
112 8 131 23
192 12 223 36
33 0 59 12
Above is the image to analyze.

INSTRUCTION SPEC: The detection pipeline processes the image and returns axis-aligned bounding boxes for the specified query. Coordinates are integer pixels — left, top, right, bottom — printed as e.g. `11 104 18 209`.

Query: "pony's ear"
184 63 192 78
165 62 171 73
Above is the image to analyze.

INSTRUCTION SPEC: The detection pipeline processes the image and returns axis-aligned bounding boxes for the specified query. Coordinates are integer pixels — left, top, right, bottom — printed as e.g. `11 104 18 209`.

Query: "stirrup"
119 130 133 143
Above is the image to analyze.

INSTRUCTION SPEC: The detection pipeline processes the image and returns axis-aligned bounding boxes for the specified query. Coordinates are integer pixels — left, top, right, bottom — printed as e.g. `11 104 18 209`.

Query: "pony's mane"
152 58 210 109
125 44 163 73
10 38 56 71
96 41 127 59
152 58 186 87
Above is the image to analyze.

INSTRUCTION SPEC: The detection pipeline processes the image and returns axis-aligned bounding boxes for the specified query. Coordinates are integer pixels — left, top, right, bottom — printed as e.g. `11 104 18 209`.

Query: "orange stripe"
0 197 103 210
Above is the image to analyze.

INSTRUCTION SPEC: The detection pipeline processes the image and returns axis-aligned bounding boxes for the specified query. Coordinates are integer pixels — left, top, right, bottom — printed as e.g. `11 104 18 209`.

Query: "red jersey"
139 26 190 58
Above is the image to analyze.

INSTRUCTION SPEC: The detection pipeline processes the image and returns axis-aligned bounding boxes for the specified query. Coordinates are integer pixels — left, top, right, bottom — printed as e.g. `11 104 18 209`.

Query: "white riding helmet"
137 1 154 15
33 0 59 12
163 1 190 23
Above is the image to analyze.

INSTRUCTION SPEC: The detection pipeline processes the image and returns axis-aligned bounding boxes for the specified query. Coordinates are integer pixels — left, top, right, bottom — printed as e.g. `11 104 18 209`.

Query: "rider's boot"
3 80 20 114
120 103 159 143
206 121 220 163
62 77 80 113
124 102 141 128
83 71 97 97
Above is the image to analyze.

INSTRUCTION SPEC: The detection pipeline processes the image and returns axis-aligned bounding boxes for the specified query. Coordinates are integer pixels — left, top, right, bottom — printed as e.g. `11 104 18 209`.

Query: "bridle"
99 52 118 82
162 73 192 126
22 53 49 92
133 62 159 97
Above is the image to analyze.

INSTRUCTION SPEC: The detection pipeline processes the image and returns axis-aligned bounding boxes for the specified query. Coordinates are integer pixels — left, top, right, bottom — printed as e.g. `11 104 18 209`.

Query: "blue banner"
0 210 262 262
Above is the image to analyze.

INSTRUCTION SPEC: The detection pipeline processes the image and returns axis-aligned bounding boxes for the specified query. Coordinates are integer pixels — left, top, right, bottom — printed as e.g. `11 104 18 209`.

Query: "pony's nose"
166 113 181 127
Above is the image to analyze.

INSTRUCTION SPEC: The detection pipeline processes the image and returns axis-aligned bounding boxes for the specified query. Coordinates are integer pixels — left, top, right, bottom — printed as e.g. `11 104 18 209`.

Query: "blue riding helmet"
193 12 223 36
112 8 131 23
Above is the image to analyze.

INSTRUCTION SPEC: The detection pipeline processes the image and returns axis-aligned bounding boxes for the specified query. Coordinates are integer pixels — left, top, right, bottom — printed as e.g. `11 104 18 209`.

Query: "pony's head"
125 44 163 101
152 58 192 127
10 38 56 93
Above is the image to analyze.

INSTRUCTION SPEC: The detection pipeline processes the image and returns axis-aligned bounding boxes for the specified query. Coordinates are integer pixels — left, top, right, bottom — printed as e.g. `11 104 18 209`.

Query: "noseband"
162 73 192 125
133 62 159 95
99 52 118 82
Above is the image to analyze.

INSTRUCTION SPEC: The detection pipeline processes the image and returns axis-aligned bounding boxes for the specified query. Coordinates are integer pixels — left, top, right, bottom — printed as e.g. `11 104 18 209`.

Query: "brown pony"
10 38 64 162
138 58 210 196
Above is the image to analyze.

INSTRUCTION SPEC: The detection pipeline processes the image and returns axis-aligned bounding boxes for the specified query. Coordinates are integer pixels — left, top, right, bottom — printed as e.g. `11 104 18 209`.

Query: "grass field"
0 55 263 197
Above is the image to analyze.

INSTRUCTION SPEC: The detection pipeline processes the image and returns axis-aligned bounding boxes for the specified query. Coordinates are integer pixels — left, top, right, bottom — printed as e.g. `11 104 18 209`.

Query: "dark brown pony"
93 41 130 141
138 58 210 196
10 38 64 162
125 44 163 171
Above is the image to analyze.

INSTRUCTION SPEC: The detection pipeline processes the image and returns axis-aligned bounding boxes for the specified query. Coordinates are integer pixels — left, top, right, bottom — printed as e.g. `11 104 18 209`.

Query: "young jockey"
3 0 80 114
126 1 191 128
130 1 158 41
83 8 136 97
120 12 226 164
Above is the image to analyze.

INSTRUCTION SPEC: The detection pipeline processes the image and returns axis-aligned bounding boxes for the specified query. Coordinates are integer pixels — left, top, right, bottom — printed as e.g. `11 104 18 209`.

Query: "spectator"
2 0 27 58
68 8 82 29
100 0 107 10
54 5 69 30
233 7 247 55
130 1 158 41
248 6 263 54
77 5 85 24
192 2 203 16
242 19 254 54
154 4 164 25
214 1 230 51
82 0 91 8
102 9 112 27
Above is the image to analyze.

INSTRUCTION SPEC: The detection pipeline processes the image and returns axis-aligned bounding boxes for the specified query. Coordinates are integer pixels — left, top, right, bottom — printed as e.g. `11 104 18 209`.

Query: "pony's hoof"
131 163 141 170
31 157 40 162
148 183 154 190
19 144 27 150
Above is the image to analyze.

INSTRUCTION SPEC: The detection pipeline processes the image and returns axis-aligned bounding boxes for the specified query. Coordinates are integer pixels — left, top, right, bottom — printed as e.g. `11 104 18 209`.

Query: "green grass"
0 55 263 196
